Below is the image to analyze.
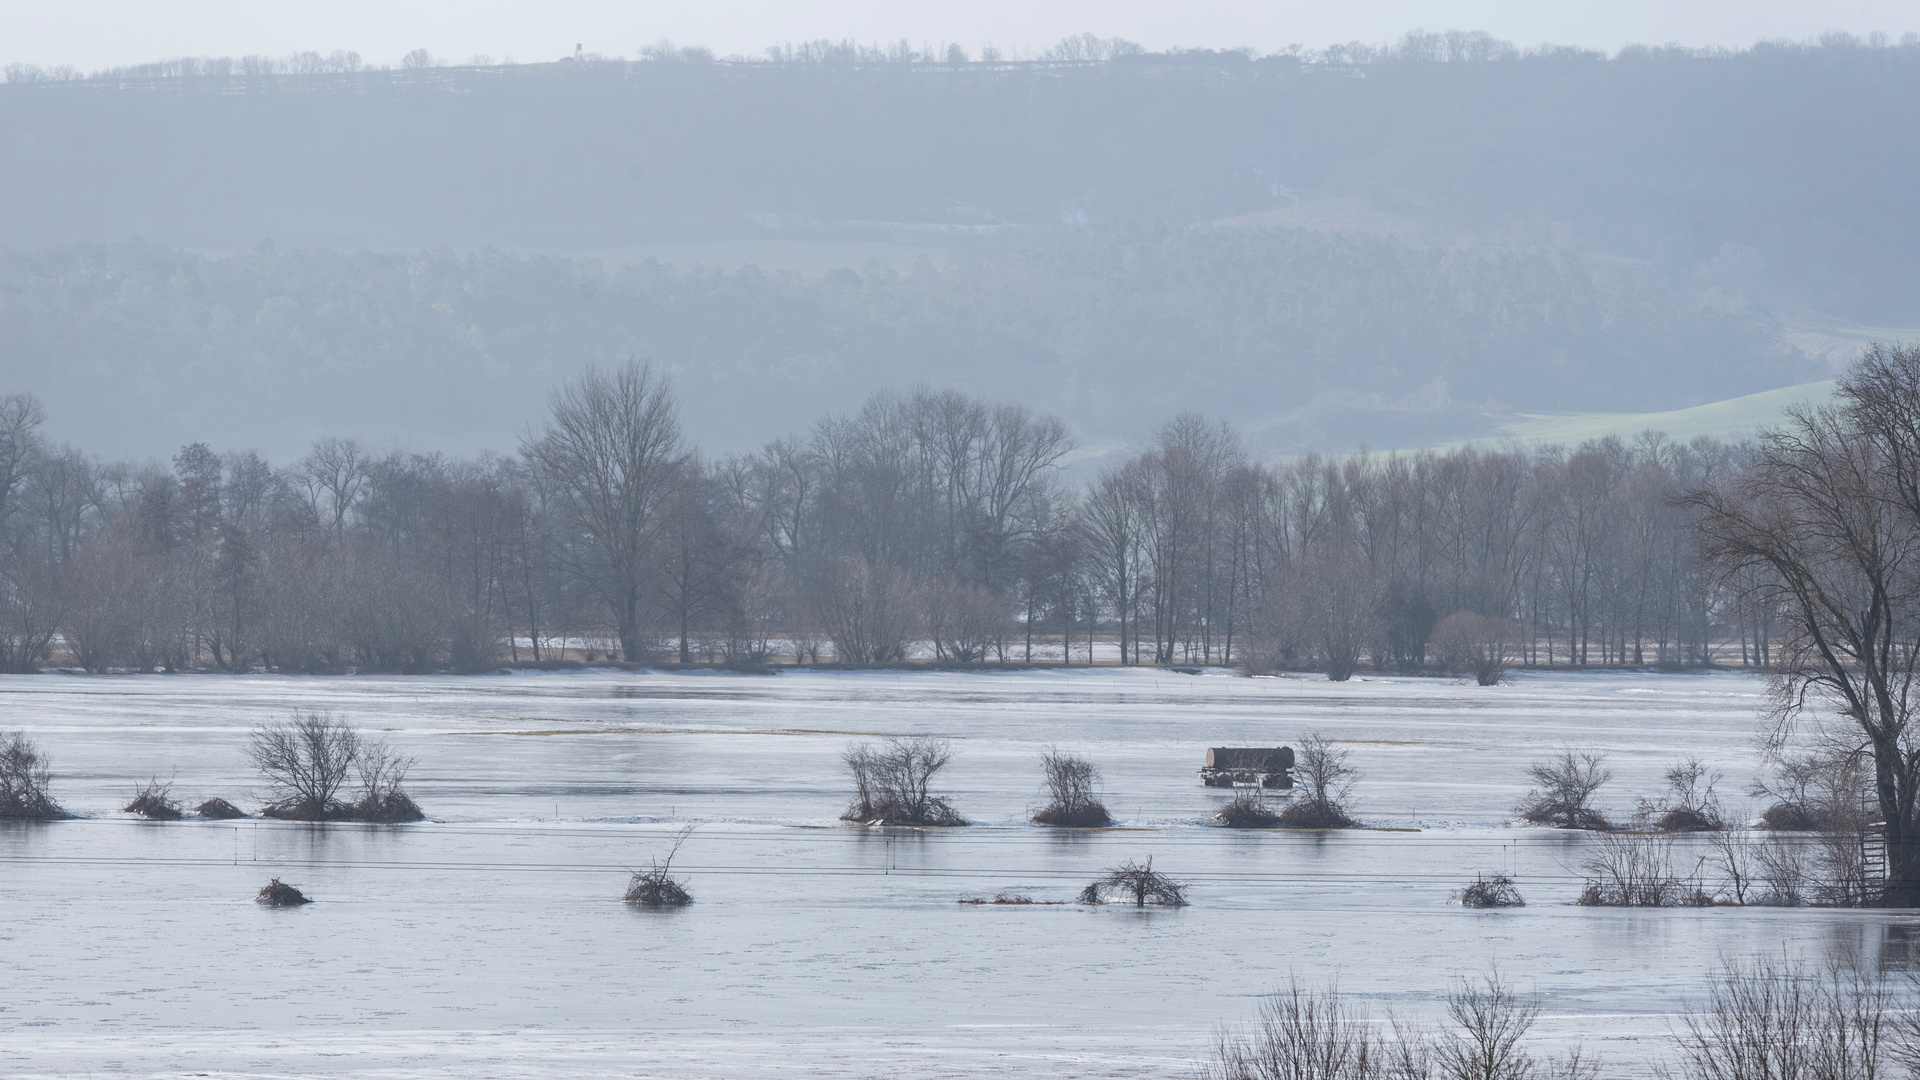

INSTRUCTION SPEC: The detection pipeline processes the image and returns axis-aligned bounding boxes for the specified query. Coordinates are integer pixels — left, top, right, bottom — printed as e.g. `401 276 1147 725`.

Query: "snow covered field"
0 666 1910 1079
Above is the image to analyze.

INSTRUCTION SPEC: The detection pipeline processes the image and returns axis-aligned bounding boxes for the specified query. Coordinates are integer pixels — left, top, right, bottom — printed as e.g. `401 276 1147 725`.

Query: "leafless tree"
525 361 684 662
1207 979 1380 1080
1517 750 1611 829
625 825 696 906
815 556 916 664
841 735 965 825
1284 731 1358 827
1687 341 1920 904
1669 958 1894 1080
249 709 362 819
1079 857 1186 905
1207 972 1593 1080
1644 756 1725 832
1034 748 1110 826
1429 612 1525 685
0 730 61 818
352 738 422 821
925 577 1011 663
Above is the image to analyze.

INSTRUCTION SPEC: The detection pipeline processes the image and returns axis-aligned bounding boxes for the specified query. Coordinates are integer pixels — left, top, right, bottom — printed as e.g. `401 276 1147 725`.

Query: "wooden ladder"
1863 790 1889 894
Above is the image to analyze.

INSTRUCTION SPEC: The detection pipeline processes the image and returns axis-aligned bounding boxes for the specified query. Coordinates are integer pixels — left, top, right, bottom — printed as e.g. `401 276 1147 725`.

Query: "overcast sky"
5 0 1920 70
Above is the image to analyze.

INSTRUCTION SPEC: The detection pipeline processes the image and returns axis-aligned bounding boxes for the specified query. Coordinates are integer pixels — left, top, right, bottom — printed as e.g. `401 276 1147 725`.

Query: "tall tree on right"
1688 342 1920 905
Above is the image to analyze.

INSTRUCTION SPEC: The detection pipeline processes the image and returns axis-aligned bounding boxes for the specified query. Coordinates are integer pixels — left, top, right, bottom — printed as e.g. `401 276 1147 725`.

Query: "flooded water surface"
0 667 1909 1078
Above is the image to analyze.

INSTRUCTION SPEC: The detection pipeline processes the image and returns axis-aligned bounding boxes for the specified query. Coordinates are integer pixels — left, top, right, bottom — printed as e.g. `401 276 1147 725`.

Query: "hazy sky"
5 0 1919 70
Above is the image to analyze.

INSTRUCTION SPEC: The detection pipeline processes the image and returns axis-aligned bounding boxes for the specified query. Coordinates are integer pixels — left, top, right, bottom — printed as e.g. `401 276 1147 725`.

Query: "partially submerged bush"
194 797 247 820
1217 791 1282 828
1656 807 1721 833
255 878 311 906
0 730 62 819
1032 748 1112 827
1079 857 1187 906
1458 873 1526 908
1517 749 1612 829
351 741 424 822
250 711 423 822
1288 732 1359 828
1577 832 1712 907
1644 757 1725 832
1751 751 1868 833
124 776 182 820
959 892 1063 905
251 711 361 819
1279 798 1357 828
841 735 967 826
624 826 694 907
1758 802 1819 831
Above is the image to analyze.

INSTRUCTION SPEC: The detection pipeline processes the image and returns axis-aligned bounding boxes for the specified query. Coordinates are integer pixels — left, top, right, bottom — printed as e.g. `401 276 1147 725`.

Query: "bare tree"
1284 731 1358 827
249 710 362 819
1517 750 1611 829
1428 612 1525 685
1687 343 1920 903
353 738 422 821
1033 748 1110 826
1436 972 1542 1080
840 735 966 825
525 361 684 662
0 730 61 818
1079 857 1186 906
815 556 916 664
1644 756 1725 832
1670 959 1894 1080
1207 979 1380 1080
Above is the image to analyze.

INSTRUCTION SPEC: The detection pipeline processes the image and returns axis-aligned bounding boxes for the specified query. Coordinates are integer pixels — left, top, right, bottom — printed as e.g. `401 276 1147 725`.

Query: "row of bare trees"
0 359 1779 676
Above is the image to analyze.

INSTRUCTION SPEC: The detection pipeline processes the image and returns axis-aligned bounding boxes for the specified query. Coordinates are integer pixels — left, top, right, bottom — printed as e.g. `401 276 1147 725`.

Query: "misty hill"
2 34 1911 455
0 232 1799 461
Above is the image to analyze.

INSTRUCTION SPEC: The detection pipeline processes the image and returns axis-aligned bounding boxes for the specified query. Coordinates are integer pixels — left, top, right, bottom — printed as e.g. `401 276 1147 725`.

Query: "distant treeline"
0 237 1794 462
2 32 1917 323
0 364 1754 675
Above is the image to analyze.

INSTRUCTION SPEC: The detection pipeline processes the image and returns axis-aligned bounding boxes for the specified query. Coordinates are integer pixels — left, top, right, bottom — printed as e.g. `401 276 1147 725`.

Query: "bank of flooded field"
0 667 1909 1079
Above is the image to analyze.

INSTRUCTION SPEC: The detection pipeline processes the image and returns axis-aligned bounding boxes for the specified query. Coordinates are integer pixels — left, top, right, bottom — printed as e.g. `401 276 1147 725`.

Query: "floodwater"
0 666 1910 1079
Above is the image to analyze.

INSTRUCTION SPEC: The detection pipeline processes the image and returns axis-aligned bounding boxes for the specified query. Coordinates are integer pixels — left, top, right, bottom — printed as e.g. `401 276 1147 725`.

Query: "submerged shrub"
1288 732 1358 828
351 741 423 822
250 710 423 822
1216 791 1281 828
1644 757 1725 833
1517 749 1612 829
625 827 694 907
1079 857 1187 906
841 735 967 826
251 711 361 819
1032 748 1112 827
0 730 62 819
124 776 182 820
255 878 311 906
1759 802 1820 831
1577 833 1712 907
1458 873 1526 908
194 797 248 820
1279 798 1357 828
